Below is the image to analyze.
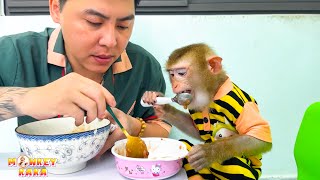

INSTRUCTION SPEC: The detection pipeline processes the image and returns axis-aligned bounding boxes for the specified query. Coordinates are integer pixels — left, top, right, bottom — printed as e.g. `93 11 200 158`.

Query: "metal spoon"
140 93 193 108
106 106 149 158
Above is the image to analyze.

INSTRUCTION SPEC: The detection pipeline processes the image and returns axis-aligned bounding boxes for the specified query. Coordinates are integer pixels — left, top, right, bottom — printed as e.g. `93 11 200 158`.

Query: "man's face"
55 0 135 75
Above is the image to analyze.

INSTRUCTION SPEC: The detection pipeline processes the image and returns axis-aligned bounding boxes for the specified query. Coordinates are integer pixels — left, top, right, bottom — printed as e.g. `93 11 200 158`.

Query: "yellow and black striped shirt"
186 83 262 180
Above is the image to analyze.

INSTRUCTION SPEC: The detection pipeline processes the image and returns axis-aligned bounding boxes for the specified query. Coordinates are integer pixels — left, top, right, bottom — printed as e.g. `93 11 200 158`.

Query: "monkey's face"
167 60 211 110
166 44 226 111
167 61 193 95
167 58 219 111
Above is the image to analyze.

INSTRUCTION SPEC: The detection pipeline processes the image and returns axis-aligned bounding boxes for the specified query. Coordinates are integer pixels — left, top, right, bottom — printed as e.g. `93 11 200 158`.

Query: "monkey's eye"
175 68 188 76
168 68 188 80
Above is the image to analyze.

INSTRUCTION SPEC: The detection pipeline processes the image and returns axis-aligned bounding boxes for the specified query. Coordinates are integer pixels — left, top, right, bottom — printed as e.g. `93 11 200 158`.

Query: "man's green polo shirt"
0 28 166 127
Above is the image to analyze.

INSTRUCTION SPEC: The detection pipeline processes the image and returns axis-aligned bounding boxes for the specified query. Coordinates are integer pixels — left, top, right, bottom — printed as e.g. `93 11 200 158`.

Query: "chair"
294 102 320 180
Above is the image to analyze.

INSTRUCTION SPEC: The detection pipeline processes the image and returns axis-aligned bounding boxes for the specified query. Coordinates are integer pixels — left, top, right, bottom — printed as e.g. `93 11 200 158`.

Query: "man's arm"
0 73 117 124
0 87 31 121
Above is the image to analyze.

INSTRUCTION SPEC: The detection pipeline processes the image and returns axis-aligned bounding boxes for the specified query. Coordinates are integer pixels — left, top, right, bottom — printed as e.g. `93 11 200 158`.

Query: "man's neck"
69 61 105 84
72 67 105 84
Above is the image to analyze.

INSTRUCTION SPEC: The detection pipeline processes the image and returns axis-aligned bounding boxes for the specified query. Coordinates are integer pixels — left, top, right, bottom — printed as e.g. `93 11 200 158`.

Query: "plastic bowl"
15 117 110 174
111 137 188 180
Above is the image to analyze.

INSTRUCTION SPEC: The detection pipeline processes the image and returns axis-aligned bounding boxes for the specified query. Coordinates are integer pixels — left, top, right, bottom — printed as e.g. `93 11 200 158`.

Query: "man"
0 0 171 157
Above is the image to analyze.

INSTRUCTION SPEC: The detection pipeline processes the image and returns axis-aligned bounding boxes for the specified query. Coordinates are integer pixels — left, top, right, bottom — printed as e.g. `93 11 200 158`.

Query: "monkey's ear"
208 56 223 74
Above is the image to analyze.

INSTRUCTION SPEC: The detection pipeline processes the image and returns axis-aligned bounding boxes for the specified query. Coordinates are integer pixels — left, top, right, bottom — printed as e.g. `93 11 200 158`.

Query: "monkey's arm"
188 102 272 171
188 135 272 171
162 105 202 141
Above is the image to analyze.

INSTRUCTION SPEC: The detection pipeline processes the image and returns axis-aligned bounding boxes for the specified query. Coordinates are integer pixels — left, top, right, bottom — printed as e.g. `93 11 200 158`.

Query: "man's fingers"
76 75 115 118
101 86 116 107
62 104 85 126
72 92 100 123
104 110 114 122
79 85 107 119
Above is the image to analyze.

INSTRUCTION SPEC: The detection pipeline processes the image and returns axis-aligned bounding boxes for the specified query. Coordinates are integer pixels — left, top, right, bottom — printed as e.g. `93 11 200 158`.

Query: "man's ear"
49 0 61 23
208 56 223 74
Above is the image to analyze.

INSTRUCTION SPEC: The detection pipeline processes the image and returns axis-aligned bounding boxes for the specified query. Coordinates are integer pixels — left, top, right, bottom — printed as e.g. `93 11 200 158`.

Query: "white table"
0 152 188 180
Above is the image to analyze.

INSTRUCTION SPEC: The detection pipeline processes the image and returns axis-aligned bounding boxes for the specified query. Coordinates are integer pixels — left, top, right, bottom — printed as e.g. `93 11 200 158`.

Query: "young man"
0 0 171 157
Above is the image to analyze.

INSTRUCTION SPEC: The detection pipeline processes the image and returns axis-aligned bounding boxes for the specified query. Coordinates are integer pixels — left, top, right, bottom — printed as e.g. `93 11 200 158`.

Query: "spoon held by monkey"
140 92 193 109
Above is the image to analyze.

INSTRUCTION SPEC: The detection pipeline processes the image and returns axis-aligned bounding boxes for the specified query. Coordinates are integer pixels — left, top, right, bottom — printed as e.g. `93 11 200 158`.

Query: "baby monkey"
142 43 272 180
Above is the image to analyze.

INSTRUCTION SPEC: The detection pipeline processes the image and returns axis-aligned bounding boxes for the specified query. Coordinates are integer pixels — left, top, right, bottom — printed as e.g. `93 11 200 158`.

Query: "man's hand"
95 107 141 159
16 72 116 125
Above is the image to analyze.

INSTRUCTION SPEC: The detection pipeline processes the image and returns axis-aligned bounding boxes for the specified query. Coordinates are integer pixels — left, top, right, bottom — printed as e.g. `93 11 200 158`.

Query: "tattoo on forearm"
0 87 30 121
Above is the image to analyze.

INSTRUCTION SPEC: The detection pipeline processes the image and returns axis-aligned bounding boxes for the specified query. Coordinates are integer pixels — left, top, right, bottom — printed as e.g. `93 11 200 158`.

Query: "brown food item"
183 99 191 109
125 137 149 158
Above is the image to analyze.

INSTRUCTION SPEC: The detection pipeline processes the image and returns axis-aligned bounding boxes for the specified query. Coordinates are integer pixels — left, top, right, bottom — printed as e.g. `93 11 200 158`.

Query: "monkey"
18 155 29 168
141 43 272 180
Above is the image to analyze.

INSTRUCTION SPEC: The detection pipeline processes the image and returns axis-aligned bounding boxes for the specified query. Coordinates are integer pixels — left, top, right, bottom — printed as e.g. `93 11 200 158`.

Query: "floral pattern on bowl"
15 117 110 174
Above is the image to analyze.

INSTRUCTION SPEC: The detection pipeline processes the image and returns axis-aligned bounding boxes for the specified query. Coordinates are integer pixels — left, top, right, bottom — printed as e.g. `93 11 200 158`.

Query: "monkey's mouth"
175 90 193 109
178 90 192 94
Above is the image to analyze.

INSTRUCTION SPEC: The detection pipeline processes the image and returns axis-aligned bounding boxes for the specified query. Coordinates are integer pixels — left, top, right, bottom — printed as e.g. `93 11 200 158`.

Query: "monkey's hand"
188 135 272 171
141 91 166 118
187 143 224 171
141 91 164 104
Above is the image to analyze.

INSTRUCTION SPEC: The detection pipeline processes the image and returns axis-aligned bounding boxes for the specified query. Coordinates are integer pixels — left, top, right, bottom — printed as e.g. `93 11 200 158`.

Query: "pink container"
111 137 188 180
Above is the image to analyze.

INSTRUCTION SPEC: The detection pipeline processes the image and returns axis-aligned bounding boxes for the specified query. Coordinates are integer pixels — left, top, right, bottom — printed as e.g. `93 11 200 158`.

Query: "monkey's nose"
172 84 179 91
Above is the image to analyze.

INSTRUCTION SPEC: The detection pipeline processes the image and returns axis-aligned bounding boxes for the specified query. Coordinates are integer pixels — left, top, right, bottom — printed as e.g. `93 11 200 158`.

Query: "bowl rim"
15 117 110 137
111 137 188 161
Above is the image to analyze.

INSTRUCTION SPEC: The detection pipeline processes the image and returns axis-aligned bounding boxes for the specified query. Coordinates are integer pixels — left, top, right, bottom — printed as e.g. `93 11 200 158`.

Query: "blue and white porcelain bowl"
15 117 110 174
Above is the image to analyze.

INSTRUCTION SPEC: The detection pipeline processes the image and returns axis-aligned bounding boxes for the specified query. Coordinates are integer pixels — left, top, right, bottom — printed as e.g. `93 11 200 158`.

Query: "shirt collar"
47 27 66 67
213 77 233 100
47 27 132 74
